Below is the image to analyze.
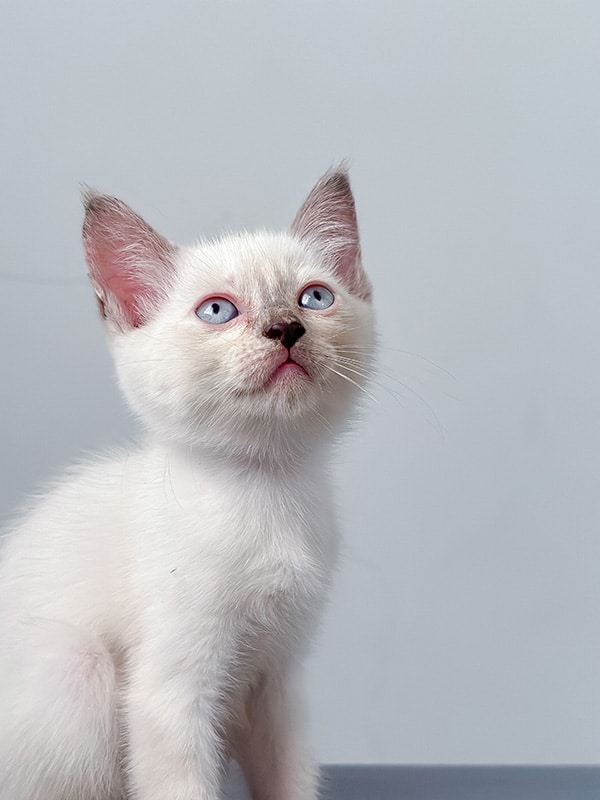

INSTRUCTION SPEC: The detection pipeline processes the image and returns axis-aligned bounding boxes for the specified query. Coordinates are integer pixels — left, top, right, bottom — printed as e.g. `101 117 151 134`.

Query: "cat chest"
234 526 327 622
149 484 336 660
219 510 331 646
218 489 332 608
227 547 326 680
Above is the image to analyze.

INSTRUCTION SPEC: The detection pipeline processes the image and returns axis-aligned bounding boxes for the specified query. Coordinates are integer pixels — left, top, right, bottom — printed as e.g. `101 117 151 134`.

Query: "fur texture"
0 170 375 800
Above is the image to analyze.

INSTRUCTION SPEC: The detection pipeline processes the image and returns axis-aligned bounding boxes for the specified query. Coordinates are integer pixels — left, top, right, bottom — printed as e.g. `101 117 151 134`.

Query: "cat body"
0 172 374 799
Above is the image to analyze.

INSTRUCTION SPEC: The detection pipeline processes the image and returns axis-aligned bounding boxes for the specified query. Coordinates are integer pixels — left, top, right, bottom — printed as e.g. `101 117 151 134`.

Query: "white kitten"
0 170 375 800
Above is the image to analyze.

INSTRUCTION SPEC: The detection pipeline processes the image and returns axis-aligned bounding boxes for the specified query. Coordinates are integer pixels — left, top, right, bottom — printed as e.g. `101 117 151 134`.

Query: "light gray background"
1 0 600 765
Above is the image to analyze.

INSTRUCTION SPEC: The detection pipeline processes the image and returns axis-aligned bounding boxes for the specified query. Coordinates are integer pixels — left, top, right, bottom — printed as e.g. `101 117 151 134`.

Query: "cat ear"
82 191 177 330
291 169 371 300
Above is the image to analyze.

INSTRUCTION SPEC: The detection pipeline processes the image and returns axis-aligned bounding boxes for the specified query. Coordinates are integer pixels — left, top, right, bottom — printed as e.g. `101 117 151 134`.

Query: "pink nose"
264 320 306 349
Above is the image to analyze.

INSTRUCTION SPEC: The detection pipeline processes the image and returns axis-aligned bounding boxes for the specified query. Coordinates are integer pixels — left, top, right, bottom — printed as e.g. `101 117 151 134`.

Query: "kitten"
0 170 375 800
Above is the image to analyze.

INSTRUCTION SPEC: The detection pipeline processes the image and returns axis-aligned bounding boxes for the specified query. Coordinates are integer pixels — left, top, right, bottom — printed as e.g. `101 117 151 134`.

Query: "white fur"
0 175 374 799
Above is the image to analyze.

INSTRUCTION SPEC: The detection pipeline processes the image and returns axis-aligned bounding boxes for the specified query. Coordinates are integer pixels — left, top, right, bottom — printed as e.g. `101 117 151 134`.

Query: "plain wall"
2 0 600 764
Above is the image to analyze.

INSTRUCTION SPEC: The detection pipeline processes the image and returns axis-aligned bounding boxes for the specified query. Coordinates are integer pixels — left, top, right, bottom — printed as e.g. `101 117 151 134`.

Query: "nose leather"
264 320 306 349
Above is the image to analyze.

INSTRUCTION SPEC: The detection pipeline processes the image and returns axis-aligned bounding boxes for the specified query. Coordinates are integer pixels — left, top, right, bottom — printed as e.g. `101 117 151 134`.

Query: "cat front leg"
235 670 318 800
124 636 230 800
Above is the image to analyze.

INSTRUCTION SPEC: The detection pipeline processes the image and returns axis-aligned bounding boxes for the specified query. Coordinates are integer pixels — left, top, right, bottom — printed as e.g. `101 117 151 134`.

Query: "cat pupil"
313 290 322 302
211 302 220 315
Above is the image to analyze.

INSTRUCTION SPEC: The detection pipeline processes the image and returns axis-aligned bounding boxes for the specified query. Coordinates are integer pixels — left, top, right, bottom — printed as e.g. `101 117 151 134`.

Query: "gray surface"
226 766 600 800
3 0 600 764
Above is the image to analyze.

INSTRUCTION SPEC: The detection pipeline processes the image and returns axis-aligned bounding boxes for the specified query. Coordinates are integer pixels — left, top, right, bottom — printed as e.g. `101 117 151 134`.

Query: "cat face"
83 171 375 457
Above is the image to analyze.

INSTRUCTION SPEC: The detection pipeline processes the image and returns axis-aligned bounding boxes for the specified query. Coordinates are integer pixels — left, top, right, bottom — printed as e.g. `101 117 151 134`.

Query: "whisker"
337 344 455 381
319 363 379 405
329 359 374 382
379 347 455 379
330 356 447 439
329 359 408 408
313 409 334 435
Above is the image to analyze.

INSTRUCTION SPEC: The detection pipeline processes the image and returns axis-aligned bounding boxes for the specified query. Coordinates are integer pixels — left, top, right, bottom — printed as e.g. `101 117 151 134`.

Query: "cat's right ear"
82 190 177 331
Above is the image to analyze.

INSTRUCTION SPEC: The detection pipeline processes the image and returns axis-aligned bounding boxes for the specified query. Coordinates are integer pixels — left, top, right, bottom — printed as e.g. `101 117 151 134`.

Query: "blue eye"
299 285 334 310
195 298 239 324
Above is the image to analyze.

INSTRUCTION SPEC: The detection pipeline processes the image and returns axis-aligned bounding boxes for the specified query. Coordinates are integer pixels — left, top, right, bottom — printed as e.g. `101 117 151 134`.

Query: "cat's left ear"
291 169 371 301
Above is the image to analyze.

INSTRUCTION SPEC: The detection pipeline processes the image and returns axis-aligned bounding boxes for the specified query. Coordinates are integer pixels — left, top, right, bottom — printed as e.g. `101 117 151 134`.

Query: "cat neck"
146 431 330 485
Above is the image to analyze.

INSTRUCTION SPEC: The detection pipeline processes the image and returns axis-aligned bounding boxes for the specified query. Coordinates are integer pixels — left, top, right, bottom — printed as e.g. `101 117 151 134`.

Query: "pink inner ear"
83 193 175 329
330 205 361 285
107 272 152 329
85 235 161 328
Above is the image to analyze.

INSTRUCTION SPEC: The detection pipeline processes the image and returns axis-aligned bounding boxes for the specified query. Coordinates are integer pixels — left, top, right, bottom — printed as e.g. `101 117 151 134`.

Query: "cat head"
83 170 375 460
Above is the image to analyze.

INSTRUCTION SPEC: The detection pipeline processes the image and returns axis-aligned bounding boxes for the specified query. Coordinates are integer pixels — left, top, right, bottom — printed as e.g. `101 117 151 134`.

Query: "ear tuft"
82 190 176 331
291 168 371 300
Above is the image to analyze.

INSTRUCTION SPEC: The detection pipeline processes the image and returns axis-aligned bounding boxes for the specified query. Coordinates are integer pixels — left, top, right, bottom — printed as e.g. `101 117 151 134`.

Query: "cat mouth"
269 356 310 383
